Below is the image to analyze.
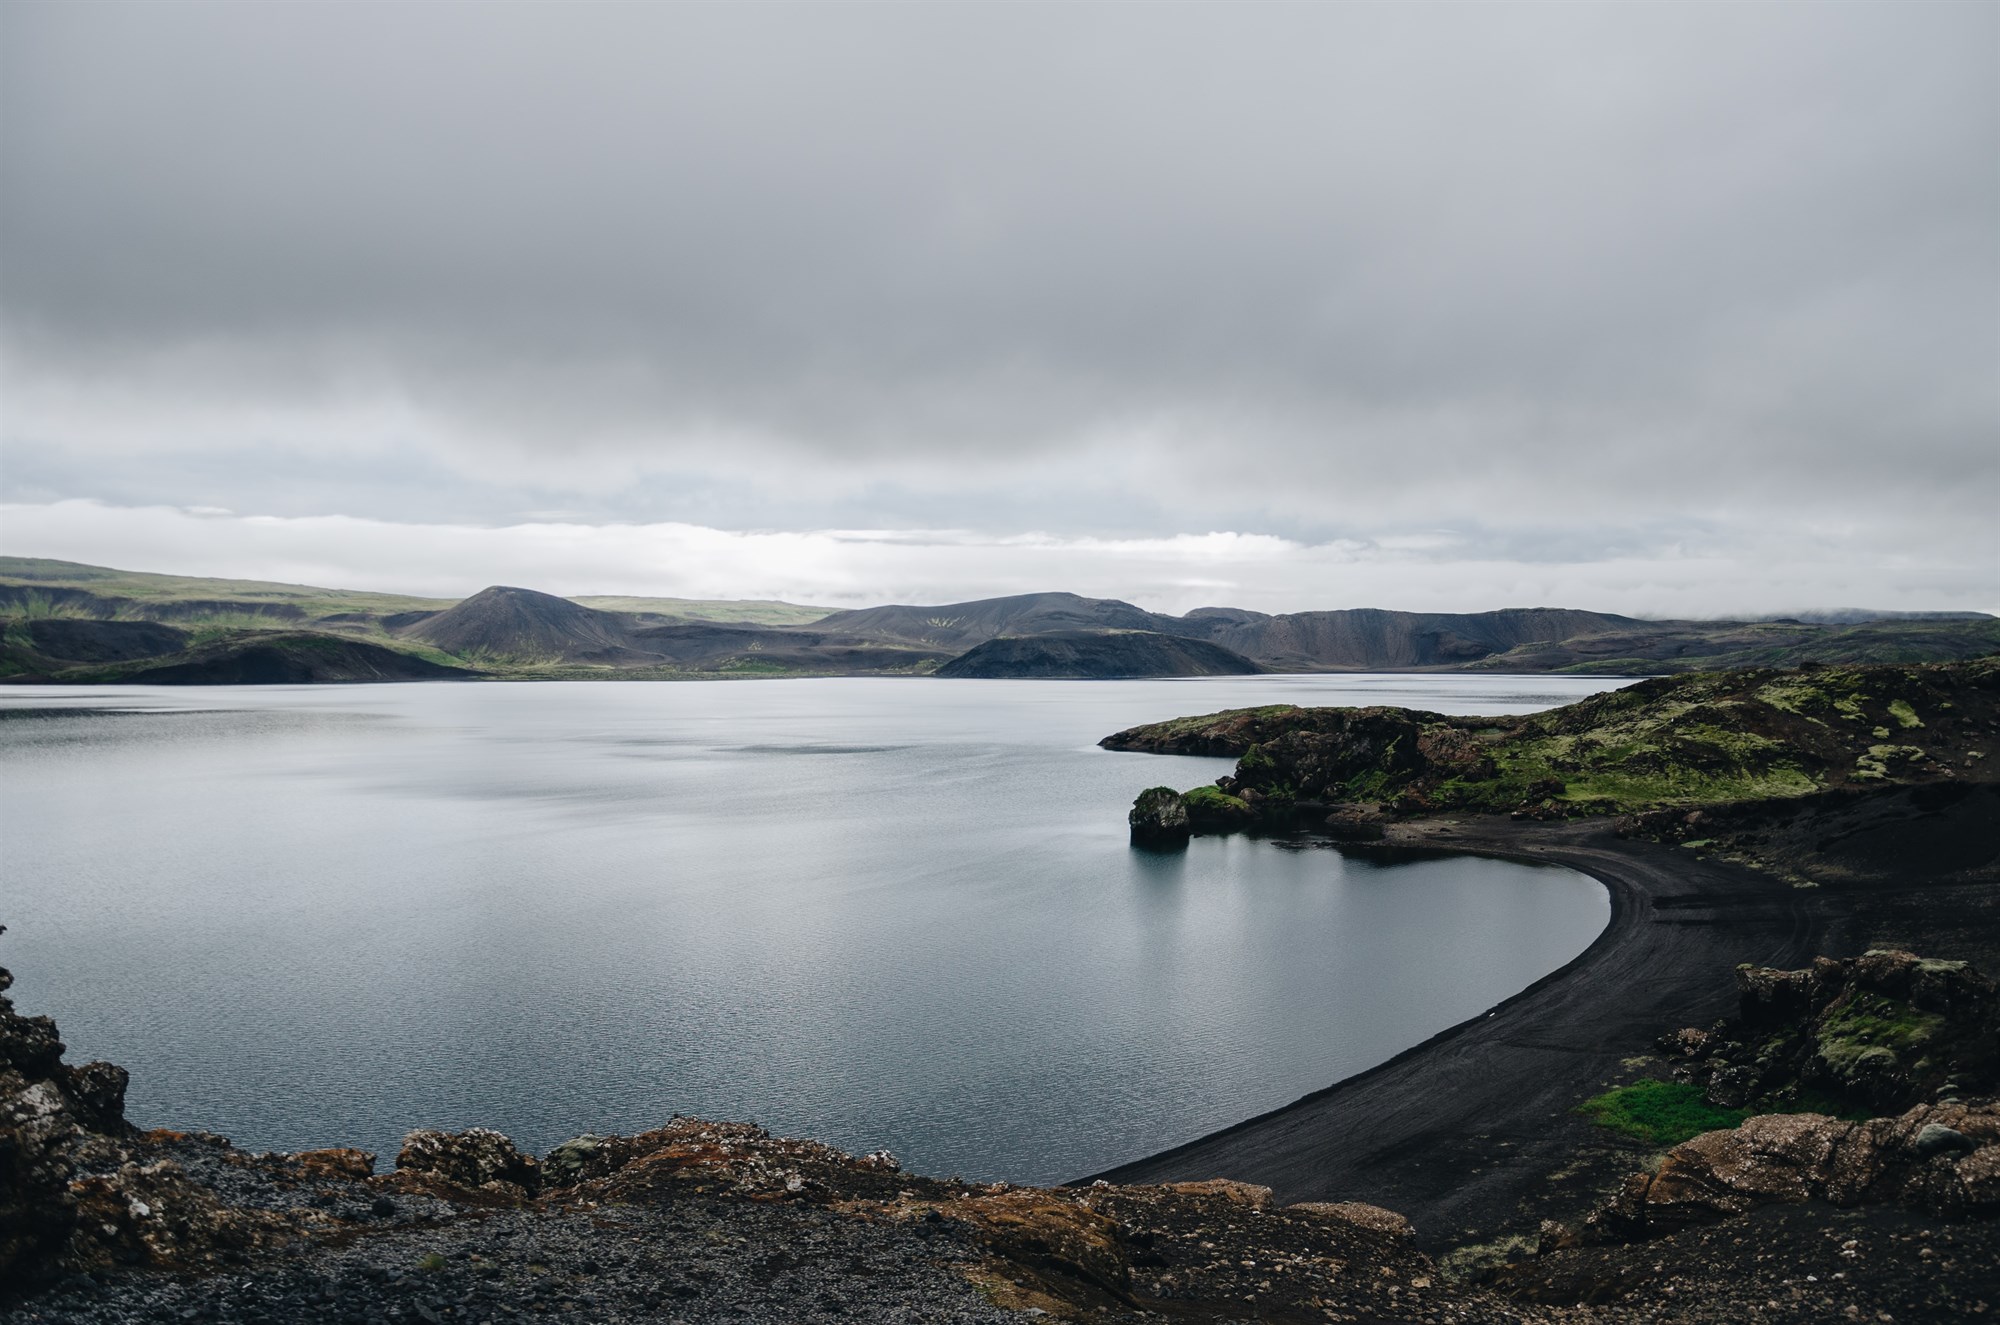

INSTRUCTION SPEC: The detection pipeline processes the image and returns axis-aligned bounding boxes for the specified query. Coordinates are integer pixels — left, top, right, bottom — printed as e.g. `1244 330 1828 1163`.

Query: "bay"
0 673 1618 1183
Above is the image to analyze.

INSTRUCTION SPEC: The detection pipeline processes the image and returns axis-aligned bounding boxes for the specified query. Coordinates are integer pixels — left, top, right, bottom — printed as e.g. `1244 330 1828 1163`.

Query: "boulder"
541 1133 614 1187
1128 787 1191 845
395 1127 540 1195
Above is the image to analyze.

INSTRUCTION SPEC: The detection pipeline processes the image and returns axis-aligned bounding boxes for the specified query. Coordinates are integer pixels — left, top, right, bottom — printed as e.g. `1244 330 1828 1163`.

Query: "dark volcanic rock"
935 630 1262 679
1128 786 1191 844
0 927 131 1289
1661 949 1998 1114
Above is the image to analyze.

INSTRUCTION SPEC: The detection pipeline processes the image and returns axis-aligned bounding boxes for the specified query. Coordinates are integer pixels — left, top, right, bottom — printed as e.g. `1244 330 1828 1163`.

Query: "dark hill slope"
105 633 477 684
813 592 1169 651
625 621 950 673
400 585 645 663
1177 606 1650 669
21 619 189 663
935 631 1264 679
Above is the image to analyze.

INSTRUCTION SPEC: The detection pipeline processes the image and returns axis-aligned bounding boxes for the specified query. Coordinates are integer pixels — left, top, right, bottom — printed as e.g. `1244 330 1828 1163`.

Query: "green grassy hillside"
1105 658 1999 818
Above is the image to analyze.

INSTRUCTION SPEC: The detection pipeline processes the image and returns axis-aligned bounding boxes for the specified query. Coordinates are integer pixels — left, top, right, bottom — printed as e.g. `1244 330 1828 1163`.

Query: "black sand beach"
1086 813 1982 1250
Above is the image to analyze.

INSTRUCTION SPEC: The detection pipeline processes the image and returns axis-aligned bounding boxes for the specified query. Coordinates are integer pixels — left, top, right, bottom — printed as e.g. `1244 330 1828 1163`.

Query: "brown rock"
1161 1178 1274 1210
292 1148 376 1182
394 1126 539 1195
1581 1099 2000 1243
1287 1200 1415 1239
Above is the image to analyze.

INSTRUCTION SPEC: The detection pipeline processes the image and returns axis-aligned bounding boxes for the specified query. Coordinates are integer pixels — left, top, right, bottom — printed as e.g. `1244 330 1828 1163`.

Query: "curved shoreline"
1079 815 1823 1249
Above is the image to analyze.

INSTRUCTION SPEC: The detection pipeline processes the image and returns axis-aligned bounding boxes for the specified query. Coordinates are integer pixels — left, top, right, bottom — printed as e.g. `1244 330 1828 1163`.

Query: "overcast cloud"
1 1 1994 612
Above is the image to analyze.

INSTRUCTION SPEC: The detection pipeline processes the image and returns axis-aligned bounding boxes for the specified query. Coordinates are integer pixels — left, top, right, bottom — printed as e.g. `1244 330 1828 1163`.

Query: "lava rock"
395 1128 540 1196
1128 786 1190 845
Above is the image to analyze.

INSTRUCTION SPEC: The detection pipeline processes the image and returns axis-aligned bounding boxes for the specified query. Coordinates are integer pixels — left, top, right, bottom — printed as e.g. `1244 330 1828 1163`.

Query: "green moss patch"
1814 992 1944 1076
1579 1081 1748 1147
1182 785 1250 814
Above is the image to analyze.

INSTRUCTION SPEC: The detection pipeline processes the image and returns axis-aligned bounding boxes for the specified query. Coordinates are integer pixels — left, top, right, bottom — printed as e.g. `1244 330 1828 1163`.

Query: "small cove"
0 674 1617 1183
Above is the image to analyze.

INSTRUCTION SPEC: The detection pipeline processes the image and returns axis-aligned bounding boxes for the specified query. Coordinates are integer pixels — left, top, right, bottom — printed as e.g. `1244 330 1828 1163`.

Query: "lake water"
0 674 1618 1184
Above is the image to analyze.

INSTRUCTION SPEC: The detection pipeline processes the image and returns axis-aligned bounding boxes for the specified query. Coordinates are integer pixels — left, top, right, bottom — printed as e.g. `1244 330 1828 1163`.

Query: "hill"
2 558 1993 681
398 585 646 664
0 559 828 630
934 630 1264 678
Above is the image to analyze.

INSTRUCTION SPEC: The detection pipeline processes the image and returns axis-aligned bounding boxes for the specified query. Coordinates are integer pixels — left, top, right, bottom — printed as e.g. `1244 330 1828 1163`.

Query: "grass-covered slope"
1104 658 1999 819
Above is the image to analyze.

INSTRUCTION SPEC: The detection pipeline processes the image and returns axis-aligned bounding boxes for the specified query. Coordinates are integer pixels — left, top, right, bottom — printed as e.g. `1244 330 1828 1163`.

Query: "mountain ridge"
2 558 1994 683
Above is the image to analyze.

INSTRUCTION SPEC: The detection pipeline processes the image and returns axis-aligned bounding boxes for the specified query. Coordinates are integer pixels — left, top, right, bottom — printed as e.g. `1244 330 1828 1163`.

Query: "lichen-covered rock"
1 928 302 1291
540 1133 610 1187
394 1126 540 1195
1128 786 1190 844
1661 950 1997 1115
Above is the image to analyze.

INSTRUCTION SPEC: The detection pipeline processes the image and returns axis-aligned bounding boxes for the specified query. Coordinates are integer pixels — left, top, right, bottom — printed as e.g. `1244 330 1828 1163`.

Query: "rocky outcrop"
0 927 131 1288
1127 786 1190 844
1555 1099 2000 1247
394 1126 540 1198
1661 949 1997 1114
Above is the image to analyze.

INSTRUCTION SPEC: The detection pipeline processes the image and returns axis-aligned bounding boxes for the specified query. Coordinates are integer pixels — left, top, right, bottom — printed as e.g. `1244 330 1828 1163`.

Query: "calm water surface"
0 674 1619 1183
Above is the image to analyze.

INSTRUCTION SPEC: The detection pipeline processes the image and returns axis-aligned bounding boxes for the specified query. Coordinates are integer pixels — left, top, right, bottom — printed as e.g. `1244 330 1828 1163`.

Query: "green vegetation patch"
1180 784 1256 828
1579 1080 1748 1148
1182 785 1250 814
1815 992 1944 1075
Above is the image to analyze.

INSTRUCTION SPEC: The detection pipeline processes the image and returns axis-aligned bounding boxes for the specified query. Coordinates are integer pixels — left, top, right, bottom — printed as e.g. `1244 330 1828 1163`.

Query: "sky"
1 1 1995 616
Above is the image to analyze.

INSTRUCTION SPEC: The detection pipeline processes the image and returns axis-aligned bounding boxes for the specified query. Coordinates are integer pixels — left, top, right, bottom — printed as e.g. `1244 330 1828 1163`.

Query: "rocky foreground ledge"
6 925 2000 1323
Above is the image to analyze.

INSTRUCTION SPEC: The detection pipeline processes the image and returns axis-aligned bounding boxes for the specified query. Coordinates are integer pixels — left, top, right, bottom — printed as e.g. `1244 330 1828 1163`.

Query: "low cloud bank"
4 500 1991 620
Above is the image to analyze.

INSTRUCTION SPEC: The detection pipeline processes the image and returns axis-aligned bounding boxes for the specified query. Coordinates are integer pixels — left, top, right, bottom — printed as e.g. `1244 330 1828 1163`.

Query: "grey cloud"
0 1 1994 559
